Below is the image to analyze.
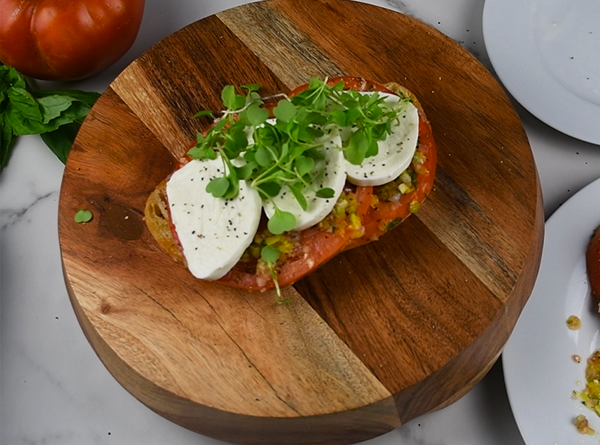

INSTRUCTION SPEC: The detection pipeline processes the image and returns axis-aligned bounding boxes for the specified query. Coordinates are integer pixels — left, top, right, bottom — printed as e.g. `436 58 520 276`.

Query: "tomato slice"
345 109 437 250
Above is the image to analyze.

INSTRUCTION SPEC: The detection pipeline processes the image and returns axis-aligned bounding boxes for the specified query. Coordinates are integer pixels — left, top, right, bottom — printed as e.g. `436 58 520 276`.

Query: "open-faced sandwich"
144 76 437 294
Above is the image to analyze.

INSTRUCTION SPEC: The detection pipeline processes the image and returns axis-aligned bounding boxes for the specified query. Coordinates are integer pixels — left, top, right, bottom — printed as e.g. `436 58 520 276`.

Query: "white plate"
483 0 600 145
503 177 600 444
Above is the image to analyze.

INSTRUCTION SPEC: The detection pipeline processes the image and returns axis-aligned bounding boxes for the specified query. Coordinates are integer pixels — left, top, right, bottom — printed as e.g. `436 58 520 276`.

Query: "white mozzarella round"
166 158 261 280
345 93 419 186
263 134 346 231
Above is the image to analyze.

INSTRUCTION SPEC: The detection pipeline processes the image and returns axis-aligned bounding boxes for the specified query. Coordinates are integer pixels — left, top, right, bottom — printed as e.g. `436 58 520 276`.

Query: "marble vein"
0 191 56 232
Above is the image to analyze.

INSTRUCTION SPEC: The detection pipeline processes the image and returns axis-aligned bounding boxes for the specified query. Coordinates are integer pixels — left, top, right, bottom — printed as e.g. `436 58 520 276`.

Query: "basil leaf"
0 113 16 169
0 65 27 90
35 89 100 106
0 64 100 170
37 94 75 124
40 122 81 164
7 86 42 122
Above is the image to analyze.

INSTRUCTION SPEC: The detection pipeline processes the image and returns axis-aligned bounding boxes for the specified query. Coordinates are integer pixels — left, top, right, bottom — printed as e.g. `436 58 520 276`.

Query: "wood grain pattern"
58 1 544 444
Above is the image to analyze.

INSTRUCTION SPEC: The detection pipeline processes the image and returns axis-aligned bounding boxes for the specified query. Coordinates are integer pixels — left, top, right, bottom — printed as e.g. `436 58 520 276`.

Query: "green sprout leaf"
315 187 335 198
273 100 296 122
206 176 231 198
235 161 257 180
345 129 369 165
254 146 273 167
261 245 280 264
224 128 249 157
188 145 217 160
221 85 236 109
242 83 260 94
257 181 281 198
294 155 314 178
194 109 215 119
288 183 308 211
268 209 296 235
189 77 411 204
242 102 269 127
74 209 93 223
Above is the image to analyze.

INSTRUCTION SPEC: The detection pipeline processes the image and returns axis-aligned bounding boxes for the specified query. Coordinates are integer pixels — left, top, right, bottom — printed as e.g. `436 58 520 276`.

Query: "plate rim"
483 0 600 145
502 176 600 444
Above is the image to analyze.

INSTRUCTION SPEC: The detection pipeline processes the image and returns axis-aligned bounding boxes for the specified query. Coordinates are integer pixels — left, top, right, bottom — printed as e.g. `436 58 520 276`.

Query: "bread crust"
384 82 424 112
145 179 185 265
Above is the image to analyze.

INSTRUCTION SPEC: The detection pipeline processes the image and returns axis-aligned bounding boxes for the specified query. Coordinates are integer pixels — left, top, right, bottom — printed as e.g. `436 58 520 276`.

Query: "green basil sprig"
0 63 100 170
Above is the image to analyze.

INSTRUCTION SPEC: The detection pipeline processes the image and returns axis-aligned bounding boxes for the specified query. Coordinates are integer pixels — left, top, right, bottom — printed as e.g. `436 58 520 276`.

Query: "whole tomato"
0 0 145 80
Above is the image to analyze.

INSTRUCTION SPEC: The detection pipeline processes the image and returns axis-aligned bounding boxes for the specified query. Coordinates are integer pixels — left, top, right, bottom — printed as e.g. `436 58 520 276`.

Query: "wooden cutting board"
58 1 544 444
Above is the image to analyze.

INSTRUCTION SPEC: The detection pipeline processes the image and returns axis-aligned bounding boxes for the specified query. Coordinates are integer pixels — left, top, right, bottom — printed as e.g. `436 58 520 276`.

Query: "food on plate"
567 315 582 330
571 226 600 427
587 224 600 305
0 0 145 80
574 414 595 435
144 76 437 293
573 349 600 418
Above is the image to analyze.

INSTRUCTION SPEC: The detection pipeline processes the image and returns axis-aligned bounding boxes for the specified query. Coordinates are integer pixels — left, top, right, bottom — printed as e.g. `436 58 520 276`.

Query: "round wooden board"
58 1 544 444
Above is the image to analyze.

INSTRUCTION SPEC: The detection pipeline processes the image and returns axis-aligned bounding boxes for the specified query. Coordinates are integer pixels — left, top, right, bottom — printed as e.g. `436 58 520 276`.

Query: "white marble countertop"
2 0 600 444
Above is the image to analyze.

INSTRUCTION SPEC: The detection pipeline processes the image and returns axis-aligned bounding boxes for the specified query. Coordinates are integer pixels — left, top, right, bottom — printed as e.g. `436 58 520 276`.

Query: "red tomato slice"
345 108 437 250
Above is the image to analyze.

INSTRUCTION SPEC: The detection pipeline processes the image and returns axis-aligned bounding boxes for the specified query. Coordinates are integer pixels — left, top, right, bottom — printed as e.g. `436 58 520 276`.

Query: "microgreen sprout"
74 209 93 223
188 77 411 232
260 244 281 296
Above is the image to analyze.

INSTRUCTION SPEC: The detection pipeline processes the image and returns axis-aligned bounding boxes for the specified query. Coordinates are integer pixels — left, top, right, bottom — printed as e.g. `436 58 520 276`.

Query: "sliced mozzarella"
263 134 346 231
166 158 261 280
345 93 419 186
